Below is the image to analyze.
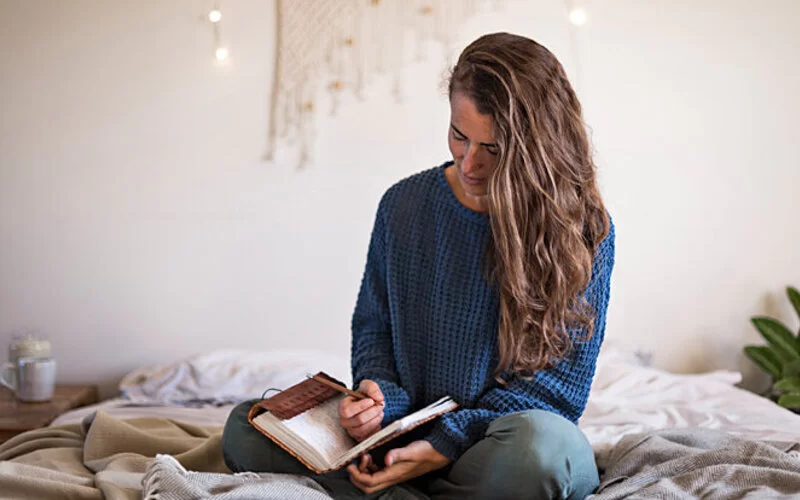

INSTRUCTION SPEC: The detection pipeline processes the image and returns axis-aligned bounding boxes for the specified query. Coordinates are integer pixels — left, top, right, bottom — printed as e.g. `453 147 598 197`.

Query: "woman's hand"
339 380 384 442
347 440 451 494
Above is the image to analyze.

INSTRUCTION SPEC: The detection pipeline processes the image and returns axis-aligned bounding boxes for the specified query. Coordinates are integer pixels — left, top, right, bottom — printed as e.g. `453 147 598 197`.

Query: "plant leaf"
777 393 800 409
751 317 800 362
773 377 800 393
782 360 800 379
744 345 783 378
788 286 800 323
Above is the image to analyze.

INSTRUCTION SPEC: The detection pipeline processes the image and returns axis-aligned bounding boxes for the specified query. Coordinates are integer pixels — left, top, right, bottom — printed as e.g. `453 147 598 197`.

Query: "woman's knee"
221 400 319 477
480 410 599 499
221 400 258 473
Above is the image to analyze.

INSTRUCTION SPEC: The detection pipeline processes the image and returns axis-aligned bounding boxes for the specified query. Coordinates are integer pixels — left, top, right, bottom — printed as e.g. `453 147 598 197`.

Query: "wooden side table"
0 385 99 443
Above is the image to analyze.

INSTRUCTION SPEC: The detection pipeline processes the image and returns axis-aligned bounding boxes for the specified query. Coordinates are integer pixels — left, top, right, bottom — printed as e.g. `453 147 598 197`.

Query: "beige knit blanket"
0 411 229 499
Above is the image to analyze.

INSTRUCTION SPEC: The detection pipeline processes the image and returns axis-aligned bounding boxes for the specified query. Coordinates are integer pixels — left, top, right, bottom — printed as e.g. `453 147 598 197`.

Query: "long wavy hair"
449 33 610 378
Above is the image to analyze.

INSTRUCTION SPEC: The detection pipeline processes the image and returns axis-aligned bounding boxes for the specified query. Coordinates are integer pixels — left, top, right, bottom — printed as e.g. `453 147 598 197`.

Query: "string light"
569 8 587 26
564 1 585 98
209 5 228 62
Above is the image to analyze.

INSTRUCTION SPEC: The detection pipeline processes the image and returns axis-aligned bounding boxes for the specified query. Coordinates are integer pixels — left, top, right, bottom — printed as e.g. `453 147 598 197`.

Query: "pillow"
595 342 653 368
119 349 351 405
591 342 740 395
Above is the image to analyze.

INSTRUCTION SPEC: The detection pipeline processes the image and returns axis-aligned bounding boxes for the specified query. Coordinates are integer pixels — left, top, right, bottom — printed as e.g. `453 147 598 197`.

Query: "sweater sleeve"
425 224 615 461
351 193 412 424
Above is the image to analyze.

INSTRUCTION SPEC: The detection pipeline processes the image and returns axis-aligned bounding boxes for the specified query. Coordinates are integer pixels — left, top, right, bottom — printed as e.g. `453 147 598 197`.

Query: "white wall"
1 0 798 396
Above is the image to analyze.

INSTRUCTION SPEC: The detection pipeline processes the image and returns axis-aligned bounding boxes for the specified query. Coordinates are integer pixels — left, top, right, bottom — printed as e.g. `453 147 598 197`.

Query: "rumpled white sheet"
53 349 352 426
581 352 800 468
119 349 351 405
118 345 644 406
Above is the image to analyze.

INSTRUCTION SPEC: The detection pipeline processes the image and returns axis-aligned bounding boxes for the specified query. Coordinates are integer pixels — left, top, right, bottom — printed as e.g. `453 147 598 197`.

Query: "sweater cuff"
424 424 467 463
370 378 411 426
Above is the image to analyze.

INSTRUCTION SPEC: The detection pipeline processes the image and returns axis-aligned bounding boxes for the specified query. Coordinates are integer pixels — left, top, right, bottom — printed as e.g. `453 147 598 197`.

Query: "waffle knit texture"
351 163 615 461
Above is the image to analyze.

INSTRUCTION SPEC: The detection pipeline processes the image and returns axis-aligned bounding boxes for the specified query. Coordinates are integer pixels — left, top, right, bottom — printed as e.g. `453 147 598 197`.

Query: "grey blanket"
142 454 333 500
142 429 800 499
142 454 428 500
590 429 800 500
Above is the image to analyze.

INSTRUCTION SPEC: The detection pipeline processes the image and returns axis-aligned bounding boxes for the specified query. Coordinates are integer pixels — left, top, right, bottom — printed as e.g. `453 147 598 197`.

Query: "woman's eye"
486 147 498 156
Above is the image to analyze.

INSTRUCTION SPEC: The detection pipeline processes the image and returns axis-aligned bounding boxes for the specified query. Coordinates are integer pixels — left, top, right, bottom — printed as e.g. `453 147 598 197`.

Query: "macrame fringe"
265 0 504 168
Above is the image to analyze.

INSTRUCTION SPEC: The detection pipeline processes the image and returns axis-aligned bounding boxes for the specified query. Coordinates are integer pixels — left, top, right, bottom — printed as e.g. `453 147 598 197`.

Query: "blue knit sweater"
351 163 615 461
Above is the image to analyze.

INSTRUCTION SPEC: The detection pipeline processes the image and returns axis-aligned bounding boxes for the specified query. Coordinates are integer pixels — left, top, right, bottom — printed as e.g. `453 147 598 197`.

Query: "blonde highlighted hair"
449 33 610 378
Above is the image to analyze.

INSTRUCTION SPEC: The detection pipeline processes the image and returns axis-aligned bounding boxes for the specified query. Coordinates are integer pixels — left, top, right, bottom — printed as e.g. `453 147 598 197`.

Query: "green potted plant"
744 286 800 412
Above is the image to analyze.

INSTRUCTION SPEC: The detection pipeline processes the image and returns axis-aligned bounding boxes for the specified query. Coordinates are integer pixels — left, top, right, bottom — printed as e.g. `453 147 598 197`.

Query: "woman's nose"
461 144 481 175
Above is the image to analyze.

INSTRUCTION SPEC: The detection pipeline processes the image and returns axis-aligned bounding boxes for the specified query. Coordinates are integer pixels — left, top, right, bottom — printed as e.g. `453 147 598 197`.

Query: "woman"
223 32 614 500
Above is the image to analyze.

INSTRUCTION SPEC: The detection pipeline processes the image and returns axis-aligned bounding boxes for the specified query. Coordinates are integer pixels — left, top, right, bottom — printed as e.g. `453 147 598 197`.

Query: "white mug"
0 357 57 402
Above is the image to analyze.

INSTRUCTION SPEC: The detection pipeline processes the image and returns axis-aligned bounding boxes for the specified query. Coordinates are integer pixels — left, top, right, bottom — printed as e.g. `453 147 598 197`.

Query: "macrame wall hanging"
258 0 587 167
264 0 508 167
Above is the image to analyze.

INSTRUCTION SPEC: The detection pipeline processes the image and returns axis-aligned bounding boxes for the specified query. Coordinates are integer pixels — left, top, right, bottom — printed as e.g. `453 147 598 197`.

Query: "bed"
2 346 799 499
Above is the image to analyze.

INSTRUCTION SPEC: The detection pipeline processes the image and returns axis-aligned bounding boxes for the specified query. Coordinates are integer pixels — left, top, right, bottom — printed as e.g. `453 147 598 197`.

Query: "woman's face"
448 92 499 199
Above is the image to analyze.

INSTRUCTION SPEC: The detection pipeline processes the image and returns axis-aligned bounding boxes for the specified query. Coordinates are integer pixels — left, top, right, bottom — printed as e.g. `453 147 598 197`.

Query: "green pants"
222 400 599 499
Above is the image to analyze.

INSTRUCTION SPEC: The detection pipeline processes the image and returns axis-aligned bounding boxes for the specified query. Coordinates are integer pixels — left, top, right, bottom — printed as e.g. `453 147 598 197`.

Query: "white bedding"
580 352 800 466
53 348 350 427
117 349 351 404
52 347 800 462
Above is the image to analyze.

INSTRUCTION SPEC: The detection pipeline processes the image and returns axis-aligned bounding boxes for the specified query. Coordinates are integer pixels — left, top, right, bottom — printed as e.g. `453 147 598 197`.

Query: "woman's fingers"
341 404 383 429
358 380 385 405
337 379 386 441
347 411 383 441
347 411 383 440
339 395 383 441
339 396 375 419
358 454 376 473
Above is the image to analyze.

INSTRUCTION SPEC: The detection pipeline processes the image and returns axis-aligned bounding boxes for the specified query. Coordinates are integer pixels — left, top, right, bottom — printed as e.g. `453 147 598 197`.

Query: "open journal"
247 372 458 474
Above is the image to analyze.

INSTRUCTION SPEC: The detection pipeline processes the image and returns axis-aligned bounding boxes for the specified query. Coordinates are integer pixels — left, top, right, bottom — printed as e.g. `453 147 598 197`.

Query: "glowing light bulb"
215 47 229 60
209 9 222 23
569 8 587 26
